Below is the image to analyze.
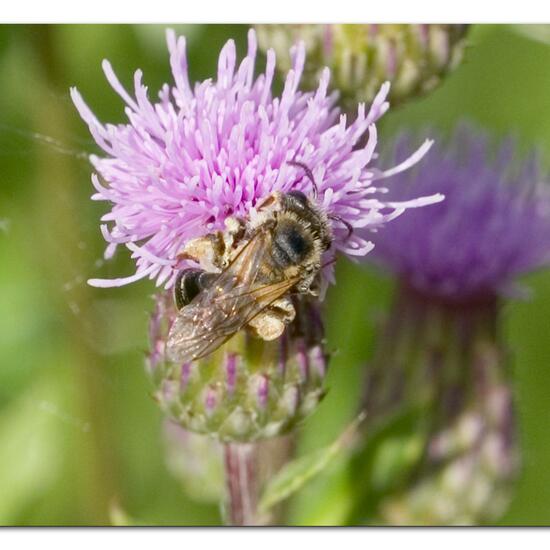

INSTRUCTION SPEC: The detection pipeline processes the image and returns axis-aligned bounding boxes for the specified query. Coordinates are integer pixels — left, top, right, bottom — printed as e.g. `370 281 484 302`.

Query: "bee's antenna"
329 214 354 241
288 160 319 199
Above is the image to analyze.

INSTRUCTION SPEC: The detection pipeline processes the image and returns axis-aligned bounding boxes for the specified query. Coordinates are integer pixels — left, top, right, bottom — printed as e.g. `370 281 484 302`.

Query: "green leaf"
259 413 365 514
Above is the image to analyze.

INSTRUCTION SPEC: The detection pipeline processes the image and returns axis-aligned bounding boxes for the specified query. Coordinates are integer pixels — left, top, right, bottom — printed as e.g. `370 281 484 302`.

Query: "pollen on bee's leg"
247 311 286 341
270 297 296 324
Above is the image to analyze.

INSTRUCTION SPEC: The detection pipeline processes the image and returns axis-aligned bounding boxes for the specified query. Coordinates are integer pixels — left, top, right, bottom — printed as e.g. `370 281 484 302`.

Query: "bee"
166 181 333 365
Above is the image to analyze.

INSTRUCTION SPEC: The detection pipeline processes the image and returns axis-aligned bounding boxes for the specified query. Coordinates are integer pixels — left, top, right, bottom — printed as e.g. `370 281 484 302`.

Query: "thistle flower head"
370 124 550 301
71 28 441 290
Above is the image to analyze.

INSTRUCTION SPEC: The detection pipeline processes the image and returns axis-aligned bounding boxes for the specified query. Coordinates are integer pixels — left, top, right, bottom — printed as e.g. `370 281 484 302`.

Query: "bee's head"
287 161 353 245
280 192 332 254
286 161 335 251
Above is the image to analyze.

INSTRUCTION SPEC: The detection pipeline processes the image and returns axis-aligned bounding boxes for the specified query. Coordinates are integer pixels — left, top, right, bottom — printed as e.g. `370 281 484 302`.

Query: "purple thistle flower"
370 124 550 301
71 29 442 289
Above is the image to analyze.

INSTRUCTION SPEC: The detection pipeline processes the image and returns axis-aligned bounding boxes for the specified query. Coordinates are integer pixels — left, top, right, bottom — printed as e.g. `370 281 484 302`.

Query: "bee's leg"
247 297 296 341
305 276 321 297
296 270 320 296
174 268 217 309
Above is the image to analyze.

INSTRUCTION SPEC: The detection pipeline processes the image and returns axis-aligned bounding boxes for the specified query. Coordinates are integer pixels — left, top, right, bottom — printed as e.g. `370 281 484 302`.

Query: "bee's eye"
286 190 308 207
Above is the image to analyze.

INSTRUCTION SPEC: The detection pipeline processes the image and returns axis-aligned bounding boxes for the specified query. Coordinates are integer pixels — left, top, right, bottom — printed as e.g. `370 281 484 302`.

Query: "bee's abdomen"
174 268 217 309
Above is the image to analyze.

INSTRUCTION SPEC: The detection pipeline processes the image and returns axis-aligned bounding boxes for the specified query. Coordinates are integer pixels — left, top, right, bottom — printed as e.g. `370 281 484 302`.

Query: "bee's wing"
166 229 299 364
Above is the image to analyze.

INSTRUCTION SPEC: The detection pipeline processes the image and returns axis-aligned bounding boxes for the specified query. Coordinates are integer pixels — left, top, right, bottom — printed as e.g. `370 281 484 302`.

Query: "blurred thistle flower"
355 125 550 525
255 24 469 110
371 124 550 300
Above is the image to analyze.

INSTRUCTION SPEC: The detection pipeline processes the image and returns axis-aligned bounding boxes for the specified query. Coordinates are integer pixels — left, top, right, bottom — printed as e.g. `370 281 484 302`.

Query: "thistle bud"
148 292 327 442
255 24 469 109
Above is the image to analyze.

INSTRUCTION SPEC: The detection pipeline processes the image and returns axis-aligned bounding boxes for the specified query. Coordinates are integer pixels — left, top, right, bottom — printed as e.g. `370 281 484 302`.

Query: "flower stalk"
223 442 261 526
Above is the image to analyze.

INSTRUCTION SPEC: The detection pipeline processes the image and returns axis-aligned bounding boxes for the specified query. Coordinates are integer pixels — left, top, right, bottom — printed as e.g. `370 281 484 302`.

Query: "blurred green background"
1 24 550 525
